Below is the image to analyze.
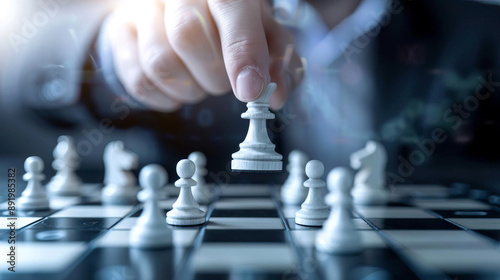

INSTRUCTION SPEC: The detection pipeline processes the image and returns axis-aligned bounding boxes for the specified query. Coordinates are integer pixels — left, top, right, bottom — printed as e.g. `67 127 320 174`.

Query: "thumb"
208 0 269 102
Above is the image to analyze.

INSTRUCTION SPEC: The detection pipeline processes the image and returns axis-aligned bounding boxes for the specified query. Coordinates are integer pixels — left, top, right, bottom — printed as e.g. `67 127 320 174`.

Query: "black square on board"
368 218 460 230
203 230 285 243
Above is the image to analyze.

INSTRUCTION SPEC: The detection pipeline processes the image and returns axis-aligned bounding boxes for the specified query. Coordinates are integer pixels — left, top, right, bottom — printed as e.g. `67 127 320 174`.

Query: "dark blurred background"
1 0 500 201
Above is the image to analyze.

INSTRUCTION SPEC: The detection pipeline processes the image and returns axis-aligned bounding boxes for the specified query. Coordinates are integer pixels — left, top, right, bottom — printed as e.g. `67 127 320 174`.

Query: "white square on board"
206 218 283 230
192 243 294 272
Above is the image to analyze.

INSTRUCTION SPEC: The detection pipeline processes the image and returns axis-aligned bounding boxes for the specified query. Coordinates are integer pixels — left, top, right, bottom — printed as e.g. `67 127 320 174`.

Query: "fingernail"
236 67 266 102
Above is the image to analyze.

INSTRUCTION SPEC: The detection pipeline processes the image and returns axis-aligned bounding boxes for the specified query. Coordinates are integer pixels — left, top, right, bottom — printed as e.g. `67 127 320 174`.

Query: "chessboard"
1 183 500 280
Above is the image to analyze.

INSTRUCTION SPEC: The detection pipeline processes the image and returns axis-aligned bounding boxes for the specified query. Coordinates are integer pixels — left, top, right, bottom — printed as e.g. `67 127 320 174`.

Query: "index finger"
208 0 270 102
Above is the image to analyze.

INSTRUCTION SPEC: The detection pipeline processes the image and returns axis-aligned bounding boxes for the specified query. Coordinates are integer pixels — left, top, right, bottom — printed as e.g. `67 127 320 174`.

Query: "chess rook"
316 167 362 254
47 136 82 196
231 83 283 172
166 159 206 226
101 141 139 205
350 141 388 205
18 156 50 211
189 151 212 204
281 150 309 205
295 160 329 226
130 164 172 249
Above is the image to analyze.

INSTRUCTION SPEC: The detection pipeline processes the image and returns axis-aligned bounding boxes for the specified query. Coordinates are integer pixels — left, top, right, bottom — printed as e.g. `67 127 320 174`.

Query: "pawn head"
327 167 354 193
305 160 324 179
139 164 167 190
188 151 206 167
25 156 44 173
177 159 196 179
288 150 308 166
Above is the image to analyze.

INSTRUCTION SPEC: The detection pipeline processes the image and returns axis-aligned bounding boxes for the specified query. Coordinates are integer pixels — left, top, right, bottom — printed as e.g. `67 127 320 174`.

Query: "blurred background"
1 0 500 200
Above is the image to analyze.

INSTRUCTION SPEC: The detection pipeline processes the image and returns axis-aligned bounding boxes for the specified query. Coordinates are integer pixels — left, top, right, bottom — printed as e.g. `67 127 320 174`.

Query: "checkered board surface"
1 184 500 280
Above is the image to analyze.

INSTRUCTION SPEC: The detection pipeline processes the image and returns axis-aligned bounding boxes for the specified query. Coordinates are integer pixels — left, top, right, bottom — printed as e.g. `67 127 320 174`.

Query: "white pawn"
231 83 283 172
188 152 211 204
47 136 82 196
166 159 206 226
281 150 309 205
295 160 329 226
130 164 172 249
18 156 50 211
137 187 169 203
316 167 362 254
350 141 388 205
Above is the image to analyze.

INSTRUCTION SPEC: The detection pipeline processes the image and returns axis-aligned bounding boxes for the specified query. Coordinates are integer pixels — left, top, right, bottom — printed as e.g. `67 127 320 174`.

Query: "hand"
106 0 303 112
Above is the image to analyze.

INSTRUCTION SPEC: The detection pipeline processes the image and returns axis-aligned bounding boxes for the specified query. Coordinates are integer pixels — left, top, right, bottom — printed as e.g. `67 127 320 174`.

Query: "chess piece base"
47 175 82 196
315 230 362 254
231 159 282 172
130 225 171 249
101 184 138 205
352 187 388 205
166 209 205 226
295 209 330 227
18 195 50 211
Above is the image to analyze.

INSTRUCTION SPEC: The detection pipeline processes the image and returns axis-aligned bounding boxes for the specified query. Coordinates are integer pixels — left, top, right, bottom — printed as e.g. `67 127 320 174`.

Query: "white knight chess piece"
102 141 139 205
350 141 388 205
47 136 83 196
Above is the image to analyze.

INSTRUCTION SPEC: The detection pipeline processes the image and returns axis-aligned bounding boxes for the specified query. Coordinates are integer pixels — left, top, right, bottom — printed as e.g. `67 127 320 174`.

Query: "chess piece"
231 83 283 172
188 151 211 204
138 187 169 203
18 156 50 211
295 160 329 226
350 141 388 205
102 141 139 205
47 136 82 196
281 150 309 205
130 164 172 249
316 167 362 254
166 159 206 226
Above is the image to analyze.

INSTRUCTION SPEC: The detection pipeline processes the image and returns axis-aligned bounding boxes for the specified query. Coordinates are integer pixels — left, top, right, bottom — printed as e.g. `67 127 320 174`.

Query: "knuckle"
167 8 203 50
142 50 174 81
128 75 155 98
208 0 241 11
224 38 261 63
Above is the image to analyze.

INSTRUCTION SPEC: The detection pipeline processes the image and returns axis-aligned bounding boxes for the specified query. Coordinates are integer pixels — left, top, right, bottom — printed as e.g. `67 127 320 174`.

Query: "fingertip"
235 66 268 102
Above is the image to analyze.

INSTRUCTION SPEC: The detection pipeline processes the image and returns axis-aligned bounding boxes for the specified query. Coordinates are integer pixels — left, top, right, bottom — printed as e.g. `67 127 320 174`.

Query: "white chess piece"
138 186 169 203
166 159 206 226
350 141 388 205
47 136 83 196
130 164 172 249
18 156 50 211
295 160 329 226
316 167 362 254
102 141 139 205
188 151 211 204
281 150 309 205
231 83 283 172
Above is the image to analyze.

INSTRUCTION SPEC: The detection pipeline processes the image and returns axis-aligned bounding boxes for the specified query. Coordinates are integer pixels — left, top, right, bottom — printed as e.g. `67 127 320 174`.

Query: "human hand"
106 0 303 112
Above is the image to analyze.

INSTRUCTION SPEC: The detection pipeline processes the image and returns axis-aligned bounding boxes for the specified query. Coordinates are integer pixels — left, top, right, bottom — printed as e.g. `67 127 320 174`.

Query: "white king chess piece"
231 83 283 172
350 141 388 205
